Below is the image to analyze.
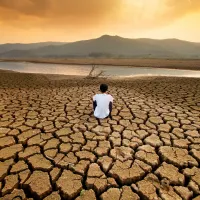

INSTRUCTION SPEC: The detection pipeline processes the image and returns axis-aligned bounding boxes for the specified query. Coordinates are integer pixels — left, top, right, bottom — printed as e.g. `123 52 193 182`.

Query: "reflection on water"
0 61 200 78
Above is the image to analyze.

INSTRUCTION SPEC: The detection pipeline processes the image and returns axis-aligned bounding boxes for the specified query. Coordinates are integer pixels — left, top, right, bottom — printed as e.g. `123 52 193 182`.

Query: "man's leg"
109 102 113 120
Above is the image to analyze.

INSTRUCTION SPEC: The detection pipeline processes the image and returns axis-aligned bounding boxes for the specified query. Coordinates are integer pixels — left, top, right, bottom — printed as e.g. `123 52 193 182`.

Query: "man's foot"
96 117 101 125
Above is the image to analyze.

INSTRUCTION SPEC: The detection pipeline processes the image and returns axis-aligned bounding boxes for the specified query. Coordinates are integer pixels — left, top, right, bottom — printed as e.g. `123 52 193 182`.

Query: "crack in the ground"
0 75 200 199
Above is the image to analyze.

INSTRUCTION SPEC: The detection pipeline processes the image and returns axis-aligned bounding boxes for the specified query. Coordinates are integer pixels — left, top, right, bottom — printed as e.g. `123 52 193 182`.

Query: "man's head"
100 84 108 93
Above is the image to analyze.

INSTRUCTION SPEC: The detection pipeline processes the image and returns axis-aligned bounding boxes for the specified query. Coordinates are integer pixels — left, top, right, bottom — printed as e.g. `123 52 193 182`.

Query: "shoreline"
1 58 200 71
1 69 200 81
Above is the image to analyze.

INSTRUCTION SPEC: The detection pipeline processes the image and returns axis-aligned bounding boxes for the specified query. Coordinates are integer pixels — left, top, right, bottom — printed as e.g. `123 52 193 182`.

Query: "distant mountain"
0 42 66 54
0 35 200 59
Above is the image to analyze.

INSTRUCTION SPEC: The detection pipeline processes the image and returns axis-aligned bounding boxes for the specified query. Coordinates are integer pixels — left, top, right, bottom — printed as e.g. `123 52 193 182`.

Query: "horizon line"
0 34 200 45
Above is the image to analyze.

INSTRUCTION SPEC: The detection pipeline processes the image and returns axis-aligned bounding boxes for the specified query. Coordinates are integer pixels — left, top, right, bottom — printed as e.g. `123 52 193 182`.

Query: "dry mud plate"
0 70 200 200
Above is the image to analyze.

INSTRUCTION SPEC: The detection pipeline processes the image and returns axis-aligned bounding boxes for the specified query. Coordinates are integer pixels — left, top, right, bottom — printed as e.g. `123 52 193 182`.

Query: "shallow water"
0 61 200 78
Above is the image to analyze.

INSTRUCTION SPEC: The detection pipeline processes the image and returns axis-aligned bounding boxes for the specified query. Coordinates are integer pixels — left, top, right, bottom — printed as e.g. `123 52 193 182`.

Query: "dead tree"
88 65 96 77
86 65 105 79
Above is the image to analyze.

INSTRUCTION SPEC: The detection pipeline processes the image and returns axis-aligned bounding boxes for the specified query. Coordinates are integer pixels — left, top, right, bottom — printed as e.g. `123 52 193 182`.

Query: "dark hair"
100 84 108 93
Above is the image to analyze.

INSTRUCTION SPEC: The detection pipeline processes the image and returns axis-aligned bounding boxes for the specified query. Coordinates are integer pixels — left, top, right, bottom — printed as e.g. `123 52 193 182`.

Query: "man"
93 84 113 120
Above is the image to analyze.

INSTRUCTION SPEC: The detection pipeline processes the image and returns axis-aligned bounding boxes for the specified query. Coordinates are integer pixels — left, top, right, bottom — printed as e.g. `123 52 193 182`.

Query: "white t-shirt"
93 93 114 119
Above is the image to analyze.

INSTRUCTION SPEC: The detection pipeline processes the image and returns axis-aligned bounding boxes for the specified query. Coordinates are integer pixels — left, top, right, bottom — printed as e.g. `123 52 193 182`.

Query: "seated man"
93 84 113 119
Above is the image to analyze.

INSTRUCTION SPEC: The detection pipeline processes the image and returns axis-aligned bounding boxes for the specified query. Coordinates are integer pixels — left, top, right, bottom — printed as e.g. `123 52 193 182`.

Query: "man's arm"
108 95 113 119
93 95 97 111
93 100 97 111
109 101 113 120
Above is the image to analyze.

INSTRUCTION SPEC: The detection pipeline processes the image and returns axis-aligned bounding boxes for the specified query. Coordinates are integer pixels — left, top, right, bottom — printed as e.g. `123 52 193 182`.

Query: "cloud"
160 0 200 22
0 0 47 16
1 0 200 29
0 0 200 43
0 0 122 28
119 0 200 30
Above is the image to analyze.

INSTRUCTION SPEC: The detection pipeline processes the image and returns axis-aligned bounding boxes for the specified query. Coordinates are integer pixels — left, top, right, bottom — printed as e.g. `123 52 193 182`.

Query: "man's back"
93 93 113 119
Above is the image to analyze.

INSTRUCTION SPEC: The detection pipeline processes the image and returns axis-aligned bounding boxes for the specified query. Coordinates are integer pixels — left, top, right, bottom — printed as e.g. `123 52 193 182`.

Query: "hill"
0 42 66 54
0 35 200 59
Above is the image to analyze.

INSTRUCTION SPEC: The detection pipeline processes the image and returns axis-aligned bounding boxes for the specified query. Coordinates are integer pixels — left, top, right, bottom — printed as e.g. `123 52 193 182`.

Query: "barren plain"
0 69 200 200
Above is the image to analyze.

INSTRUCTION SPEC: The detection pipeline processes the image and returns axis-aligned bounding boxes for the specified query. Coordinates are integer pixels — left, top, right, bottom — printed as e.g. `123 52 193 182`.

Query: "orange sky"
0 0 200 43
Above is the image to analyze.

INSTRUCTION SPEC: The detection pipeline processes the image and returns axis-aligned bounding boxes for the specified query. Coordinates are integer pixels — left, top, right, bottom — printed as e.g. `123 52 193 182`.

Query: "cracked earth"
0 70 200 200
